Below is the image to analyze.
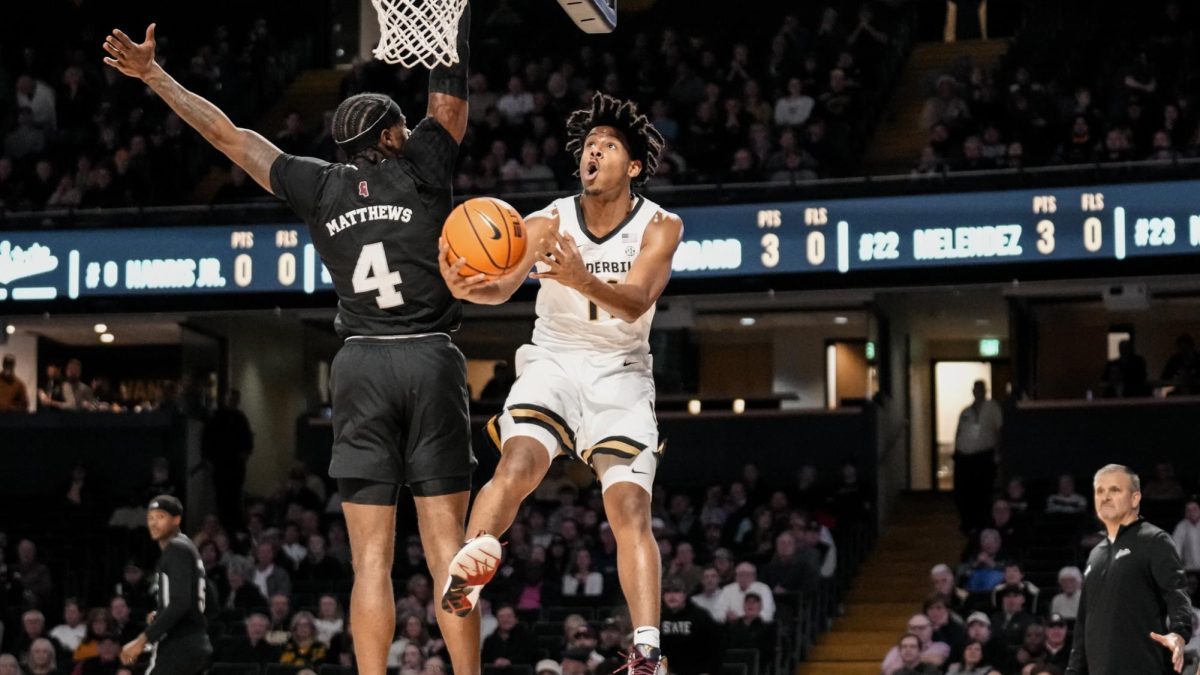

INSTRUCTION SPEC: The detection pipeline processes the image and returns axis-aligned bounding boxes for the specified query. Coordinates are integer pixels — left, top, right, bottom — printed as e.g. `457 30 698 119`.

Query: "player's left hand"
120 635 147 665
102 24 159 81
438 237 495 299
1150 632 1185 672
530 230 589 289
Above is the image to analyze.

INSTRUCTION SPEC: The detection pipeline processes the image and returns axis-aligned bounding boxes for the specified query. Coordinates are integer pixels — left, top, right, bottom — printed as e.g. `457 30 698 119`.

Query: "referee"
1066 464 1193 674
120 495 213 675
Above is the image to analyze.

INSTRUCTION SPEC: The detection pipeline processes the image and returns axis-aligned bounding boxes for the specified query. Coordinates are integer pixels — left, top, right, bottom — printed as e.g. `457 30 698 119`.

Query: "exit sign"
979 338 1000 357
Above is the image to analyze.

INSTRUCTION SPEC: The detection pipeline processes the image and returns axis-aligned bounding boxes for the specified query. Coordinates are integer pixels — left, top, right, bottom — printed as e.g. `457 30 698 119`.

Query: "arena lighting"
4 324 13 335
834 316 849 325
99 333 115 344
93 323 107 333
739 317 756 326
732 399 746 414
687 399 701 415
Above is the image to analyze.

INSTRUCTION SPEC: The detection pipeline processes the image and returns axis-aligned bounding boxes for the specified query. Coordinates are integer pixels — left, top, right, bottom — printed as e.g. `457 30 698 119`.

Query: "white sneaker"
439 533 502 617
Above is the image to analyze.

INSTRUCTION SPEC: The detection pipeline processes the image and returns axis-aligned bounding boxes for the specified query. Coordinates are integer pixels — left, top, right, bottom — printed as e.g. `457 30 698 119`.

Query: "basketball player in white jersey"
437 92 681 674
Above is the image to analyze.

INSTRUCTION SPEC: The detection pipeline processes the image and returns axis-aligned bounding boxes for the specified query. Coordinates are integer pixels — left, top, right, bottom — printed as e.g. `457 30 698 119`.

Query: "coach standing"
120 496 213 675
1066 464 1193 674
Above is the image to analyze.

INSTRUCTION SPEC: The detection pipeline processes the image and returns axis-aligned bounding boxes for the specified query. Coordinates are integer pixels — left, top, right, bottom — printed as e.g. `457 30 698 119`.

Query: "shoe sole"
440 534 502 617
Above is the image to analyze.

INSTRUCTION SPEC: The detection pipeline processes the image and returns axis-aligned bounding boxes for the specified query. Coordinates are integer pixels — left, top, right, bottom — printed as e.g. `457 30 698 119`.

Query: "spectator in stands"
1004 478 1030 518
560 548 603 599
921 76 971 134
14 75 55 131
266 594 292 646
883 614 950 675
660 577 721 675
107 598 140 645
1009 621 1047 672
959 530 1006 592
1171 499 1200 572
1160 334 1199 395
1143 462 1186 502
0 654 20 675
13 612 55 663
953 380 1003 532
312 595 344 645
1045 475 1087 514
1042 614 1070 670
481 605 537 668
991 563 1039 614
48 600 85 653
279 524 306 569
991 585 1035 654
760 531 819 595
691 566 723 622
1049 566 1083 619
4 109 46 160
965 612 1005 668
946 640 991 675
665 542 703 594
931 563 970 617
215 613 280 664
223 560 268 611
14 540 53 609
73 609 112 662
774 78 815 128
252 542 291 599
725 593 775 665
23 638 57 675
76 634 120 675
715 562 776 624
885 633 941 675
1100 339 1149 397
279 611 327 667
496 77 534 125
711 548 737 586
57 360 96 411
0 355 30 413
926 595 967 662
202 390 254 531
982 499 1026 554
392 613 444 663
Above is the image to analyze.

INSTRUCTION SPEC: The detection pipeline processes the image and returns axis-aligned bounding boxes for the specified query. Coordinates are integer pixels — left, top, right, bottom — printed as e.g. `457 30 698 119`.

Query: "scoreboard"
1 179 1198 307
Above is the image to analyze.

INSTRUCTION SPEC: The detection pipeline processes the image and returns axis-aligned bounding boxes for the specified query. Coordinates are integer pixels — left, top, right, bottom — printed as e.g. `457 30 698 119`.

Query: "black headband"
336 99 404 156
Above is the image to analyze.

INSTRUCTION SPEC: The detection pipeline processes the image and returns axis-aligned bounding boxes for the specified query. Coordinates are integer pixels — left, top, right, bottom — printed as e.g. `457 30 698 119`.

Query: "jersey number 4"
353 242 405 308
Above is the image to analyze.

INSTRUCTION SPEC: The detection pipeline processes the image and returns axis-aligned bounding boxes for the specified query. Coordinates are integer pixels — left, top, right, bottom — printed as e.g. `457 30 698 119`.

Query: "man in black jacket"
660 577 722 675
1066 464 1193 674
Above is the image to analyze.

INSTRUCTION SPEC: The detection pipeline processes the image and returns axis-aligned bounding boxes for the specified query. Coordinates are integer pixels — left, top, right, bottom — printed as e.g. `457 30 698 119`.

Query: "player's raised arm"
426 3 470 144
102 24 282 193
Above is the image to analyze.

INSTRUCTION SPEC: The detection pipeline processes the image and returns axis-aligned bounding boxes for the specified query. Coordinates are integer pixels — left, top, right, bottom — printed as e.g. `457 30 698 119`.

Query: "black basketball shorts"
146 635 211 675
329 334 475 498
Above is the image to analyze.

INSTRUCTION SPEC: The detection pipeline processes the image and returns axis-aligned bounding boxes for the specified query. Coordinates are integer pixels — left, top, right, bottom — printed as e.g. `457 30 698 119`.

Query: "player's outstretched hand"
438 237 494 299
530 230 589 289
102 24 159 80
1150 632 1185 672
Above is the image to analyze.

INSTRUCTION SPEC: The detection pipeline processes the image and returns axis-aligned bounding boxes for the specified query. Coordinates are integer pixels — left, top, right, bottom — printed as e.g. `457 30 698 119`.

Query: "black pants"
147 635 211 675
954 449 995 531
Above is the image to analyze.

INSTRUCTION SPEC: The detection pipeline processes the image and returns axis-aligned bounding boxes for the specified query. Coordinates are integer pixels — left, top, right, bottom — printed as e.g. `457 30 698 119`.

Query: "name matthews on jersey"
325 205 414 236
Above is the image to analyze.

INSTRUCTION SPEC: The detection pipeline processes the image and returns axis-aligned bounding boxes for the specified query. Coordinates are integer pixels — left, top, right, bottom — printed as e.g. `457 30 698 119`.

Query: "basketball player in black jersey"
120 496 212 675
103 9 483 674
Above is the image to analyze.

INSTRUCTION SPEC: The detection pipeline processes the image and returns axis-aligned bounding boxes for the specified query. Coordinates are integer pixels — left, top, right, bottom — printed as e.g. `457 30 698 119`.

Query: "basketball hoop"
370 0 468 68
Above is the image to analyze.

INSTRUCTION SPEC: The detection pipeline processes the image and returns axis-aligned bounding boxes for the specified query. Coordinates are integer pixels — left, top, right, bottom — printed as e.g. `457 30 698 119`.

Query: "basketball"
442 197 527 277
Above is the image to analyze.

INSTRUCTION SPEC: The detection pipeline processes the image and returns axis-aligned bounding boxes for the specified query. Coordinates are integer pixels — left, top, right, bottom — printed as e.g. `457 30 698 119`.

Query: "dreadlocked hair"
564 92 664 187
332 92 403 164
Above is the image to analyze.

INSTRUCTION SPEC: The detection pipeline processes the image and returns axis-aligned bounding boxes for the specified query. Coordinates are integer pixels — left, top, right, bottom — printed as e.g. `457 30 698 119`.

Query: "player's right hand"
102 24 159 81
438 237 494 299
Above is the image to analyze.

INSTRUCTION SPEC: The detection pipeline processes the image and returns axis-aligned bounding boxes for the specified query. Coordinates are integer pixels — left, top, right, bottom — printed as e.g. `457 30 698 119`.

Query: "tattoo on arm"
145 66 282 193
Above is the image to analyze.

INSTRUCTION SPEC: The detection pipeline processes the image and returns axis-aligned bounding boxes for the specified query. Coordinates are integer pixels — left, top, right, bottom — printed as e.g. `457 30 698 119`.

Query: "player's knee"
496 443 547 487
605 487 651 531
350 544 392 577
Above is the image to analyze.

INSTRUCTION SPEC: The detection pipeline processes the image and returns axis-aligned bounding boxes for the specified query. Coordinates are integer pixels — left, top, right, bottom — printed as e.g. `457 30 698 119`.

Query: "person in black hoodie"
660 577 722 675
480 605 537 667
1066 464 1193 675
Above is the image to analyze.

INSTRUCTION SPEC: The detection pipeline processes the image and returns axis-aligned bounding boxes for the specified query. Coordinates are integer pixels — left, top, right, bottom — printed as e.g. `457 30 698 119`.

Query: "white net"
370 0 468 68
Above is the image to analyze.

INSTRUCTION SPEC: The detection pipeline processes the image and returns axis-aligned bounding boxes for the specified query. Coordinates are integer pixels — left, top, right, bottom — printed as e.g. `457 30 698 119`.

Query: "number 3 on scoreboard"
353 242 405 308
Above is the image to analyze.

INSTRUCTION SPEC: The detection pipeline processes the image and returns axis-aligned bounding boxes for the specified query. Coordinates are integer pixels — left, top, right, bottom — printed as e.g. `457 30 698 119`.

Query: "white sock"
633 626 660 652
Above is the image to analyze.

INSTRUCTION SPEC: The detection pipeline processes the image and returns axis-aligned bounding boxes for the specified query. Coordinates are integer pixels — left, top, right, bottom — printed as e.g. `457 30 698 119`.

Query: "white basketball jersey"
531 194 669 357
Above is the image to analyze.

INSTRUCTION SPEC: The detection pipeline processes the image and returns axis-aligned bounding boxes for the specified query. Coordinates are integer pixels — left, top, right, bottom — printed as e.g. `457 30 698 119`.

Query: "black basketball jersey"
270 117 462 338
144 534 209 645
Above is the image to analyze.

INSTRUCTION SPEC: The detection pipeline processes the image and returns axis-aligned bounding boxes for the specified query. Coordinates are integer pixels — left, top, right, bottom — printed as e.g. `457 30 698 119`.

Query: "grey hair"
1093 463 1141 492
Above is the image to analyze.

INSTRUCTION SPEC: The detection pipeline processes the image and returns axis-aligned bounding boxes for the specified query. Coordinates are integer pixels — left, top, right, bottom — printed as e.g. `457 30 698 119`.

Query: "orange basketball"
442 197 527 276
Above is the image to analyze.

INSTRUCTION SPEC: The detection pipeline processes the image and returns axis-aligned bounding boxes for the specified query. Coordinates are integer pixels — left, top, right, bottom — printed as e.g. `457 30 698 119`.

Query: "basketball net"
370 0 468 68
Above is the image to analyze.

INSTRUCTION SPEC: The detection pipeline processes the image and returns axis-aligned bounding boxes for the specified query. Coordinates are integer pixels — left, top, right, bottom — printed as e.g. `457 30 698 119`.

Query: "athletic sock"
633 626 660 654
